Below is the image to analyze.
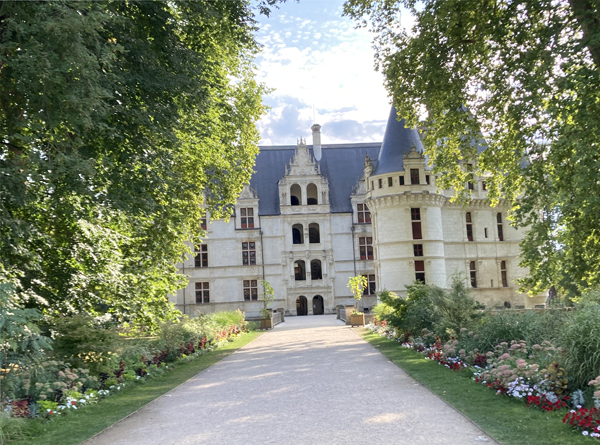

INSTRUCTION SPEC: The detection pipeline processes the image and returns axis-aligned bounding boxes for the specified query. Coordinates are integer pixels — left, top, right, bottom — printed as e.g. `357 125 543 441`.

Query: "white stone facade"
172 118 546 317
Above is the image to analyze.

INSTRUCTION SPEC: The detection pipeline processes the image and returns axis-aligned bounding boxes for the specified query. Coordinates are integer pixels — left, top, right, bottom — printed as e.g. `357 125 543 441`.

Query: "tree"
259 280 275 319
347 275 368 313
344 0 600 297
0 1 269 327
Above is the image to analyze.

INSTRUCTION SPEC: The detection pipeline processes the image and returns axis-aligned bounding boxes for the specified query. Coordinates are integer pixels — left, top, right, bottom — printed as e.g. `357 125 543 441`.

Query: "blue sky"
254 0 410 145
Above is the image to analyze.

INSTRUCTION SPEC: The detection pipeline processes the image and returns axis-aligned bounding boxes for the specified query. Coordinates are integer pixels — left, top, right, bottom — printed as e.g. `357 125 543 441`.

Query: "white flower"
582 431 589 436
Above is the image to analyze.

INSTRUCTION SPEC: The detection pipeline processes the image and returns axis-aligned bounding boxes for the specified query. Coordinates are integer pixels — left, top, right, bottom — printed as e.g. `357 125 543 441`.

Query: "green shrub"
430 274 484 337
50 315 120 376
474 309 567 353
560 302 600 388
0 279 52 402
206 309 246 330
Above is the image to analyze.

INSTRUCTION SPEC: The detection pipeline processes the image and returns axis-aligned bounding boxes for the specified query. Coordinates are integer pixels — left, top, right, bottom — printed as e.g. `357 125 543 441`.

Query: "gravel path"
86 315 494 445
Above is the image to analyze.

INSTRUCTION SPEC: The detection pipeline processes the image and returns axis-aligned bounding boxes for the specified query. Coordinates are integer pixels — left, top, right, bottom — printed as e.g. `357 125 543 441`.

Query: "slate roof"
372 106 425 175
250 143 381 216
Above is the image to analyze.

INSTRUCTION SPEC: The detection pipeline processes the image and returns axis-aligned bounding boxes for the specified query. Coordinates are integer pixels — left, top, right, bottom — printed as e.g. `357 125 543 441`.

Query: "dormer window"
240 208 254 229
357 203 371 223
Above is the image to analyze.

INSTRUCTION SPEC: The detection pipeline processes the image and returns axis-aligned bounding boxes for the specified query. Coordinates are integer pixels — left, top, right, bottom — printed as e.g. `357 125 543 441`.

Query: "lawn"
11 331 263 445
360 329 591 445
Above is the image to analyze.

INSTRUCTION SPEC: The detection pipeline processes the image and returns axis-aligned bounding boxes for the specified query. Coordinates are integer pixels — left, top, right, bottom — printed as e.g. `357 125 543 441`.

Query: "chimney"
311 123 322 161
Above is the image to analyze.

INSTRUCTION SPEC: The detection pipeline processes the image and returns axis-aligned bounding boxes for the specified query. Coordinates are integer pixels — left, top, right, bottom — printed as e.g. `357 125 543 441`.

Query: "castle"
171 107 547 316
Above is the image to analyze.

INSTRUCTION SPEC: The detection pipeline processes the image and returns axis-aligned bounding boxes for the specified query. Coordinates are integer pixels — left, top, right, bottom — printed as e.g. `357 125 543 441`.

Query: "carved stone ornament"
238 184 258 200
351 178 367 197
287 141 319 176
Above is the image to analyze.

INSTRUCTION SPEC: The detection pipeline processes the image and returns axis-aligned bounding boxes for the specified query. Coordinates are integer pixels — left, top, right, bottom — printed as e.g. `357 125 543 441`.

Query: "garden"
0 281 253 444
367 275 600 442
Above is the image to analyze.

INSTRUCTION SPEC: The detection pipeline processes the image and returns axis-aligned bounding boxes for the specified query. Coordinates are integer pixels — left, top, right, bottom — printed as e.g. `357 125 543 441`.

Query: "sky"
253 0 410 146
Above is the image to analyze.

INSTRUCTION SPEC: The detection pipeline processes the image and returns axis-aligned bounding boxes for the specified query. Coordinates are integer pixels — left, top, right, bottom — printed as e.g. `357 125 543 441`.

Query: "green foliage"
0 278 52 401
430 275 484 336
375 276 482 339
206 310 246 330
0 412 26 444
344 0 600 296
259 281 275 319
473 309 567 353
559 302 600 389
348 275 367 312
50 316 120 376
0 1 268 328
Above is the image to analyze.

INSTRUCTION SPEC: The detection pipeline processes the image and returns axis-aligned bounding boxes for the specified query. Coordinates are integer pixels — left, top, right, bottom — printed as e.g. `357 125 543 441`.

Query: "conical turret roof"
372 106 425 175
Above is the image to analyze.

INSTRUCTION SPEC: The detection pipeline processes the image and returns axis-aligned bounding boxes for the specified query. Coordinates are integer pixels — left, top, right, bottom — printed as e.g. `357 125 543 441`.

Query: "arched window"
294 260 306 281
290 184 302 206
310 259 322 280
308 223 320 243
307 183 318 205
292 224 304 244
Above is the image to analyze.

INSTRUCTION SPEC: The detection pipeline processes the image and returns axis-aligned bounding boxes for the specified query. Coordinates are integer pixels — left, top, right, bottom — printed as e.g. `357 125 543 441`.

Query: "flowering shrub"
563 407 600 438
1 310 249 422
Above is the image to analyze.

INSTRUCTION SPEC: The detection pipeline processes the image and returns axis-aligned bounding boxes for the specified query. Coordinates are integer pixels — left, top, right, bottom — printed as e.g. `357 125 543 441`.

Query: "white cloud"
254 0 414 145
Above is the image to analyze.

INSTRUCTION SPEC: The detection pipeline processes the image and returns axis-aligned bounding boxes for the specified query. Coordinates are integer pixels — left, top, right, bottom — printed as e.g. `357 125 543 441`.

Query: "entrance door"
296 296 308 316
313 295 324 315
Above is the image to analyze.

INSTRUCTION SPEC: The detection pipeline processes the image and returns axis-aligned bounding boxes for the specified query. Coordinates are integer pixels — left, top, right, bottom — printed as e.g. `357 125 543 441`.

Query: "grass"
10 331 263 445
360 329 591 445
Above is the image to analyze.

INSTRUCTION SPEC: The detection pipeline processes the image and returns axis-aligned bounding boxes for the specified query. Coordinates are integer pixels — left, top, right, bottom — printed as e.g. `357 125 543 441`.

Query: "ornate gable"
286 139 320 176
238 184 258 200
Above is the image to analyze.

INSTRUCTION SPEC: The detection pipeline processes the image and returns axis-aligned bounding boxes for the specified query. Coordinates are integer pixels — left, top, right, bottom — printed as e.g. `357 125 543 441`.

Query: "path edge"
350 327 501 445
81 331 265 444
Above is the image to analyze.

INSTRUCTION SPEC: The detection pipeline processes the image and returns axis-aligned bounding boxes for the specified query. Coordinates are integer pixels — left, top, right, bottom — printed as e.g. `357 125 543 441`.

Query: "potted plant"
347 275 367 327
259 280 275 330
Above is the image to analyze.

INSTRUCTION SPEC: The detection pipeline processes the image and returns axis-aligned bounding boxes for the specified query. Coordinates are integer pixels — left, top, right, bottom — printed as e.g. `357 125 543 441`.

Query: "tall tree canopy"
0 1 269 326
344 0 600 298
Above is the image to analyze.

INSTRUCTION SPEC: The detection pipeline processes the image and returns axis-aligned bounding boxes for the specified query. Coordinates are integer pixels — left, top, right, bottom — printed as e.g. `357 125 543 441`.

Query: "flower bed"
366 321 600 440
1 311 248 424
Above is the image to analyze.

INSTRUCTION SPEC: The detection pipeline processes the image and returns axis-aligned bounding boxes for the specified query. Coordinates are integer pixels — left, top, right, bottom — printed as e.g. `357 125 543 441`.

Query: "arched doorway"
296 296 308 316
313 295 324 315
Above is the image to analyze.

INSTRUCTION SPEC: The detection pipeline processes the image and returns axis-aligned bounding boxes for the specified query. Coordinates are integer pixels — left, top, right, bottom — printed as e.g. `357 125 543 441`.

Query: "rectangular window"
411 207 422 240
413 244 423 256
371 181 374 190
378 178 383 189
388 177 393 187
415 260 425 283
497 213 504 241
470 261 477 288
399 175 405 185
415 260 425 272
410 169 420 185
195 244 208 268
482 181 487 191
359 237 373 260
426 175 430 185
466 212 473 241
240 208 254 229
195 282 210 304
242 241 256 265
243 280 258 301
357 203 371 223
501 260 508 287
200 218 207 230
467 179 474 190
362 274 376 295
484 228 488 238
